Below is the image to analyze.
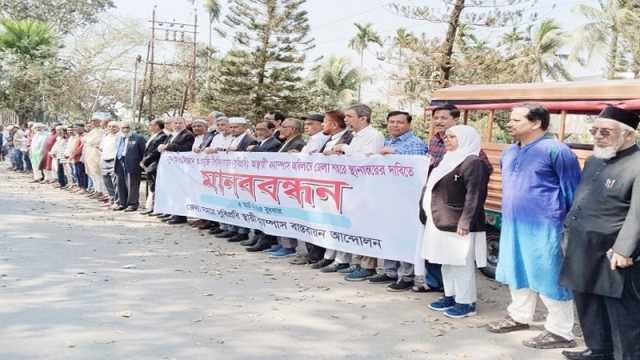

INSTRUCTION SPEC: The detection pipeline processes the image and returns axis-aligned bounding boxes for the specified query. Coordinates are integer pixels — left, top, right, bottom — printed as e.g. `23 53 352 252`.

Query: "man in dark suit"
277 118 306 153
250 120 282 152
242 120 282 251
270 118 307 257
216 117 258 241
158 117 195 224
113 122 147 212
140 119 169 215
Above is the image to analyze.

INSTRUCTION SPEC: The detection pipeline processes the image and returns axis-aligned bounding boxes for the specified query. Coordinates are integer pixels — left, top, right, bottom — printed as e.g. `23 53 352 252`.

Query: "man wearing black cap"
561 106 640 360
300 113 330 155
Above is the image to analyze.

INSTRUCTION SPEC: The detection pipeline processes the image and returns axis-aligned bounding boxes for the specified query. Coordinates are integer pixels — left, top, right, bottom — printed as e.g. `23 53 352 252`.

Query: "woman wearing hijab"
417 125 490 319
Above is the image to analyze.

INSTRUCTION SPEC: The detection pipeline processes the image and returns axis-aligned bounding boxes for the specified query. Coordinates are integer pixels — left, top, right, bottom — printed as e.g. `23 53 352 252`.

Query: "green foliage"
305 56 360 110
0 0 115 34
210 0 314 118
0 19 57 59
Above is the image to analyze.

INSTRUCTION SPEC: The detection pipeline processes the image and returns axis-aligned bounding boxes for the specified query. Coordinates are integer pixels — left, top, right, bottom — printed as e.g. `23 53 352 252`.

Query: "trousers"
442 245 476 304
507 288 575 340
573 268 640 360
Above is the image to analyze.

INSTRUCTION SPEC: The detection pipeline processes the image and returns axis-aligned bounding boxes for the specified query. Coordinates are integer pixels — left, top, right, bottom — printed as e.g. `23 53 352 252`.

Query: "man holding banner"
332 104 385 282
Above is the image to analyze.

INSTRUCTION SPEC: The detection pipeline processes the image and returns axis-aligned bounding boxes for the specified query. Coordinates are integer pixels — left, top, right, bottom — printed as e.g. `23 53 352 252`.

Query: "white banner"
155 152 429 263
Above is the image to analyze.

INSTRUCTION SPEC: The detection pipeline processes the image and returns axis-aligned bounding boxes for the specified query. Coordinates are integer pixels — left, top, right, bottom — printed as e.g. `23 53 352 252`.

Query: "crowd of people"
2 103 639 360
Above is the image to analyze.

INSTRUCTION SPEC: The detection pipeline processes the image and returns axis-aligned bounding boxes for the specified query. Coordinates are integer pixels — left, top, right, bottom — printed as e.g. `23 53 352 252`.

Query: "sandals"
487 315 530 334
523 331 577 349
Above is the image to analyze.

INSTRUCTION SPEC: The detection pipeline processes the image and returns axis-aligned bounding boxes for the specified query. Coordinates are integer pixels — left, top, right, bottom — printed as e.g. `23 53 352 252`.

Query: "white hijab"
426 125 481 194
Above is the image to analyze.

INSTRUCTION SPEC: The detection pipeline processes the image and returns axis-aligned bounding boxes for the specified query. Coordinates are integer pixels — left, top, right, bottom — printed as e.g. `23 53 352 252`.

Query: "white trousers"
442 245 476 304
145 190 154 210
507 288 575 340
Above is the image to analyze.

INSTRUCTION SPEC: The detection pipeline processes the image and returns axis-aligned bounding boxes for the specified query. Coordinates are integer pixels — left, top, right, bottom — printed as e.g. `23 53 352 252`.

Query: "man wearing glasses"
488 103 582 350
561 106 640 360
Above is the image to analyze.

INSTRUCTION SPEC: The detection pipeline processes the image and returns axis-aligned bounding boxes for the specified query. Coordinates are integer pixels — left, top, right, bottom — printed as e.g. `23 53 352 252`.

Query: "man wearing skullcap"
560 106 640 360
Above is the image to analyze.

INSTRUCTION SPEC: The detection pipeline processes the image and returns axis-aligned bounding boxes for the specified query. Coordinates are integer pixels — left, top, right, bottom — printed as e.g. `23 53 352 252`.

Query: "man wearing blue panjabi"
487 103 582 350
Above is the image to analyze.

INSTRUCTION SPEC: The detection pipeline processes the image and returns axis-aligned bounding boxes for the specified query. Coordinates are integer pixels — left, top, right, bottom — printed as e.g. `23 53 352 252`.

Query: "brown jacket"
419 155 490 232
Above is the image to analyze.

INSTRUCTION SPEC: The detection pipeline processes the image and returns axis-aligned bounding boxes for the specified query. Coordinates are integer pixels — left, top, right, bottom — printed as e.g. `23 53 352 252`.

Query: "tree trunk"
255 0 275 113
607 28 619 80
438 0 465 88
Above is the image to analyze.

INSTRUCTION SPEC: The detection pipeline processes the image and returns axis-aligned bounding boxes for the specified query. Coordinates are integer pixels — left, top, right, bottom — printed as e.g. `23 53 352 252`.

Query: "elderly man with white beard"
560 106 640 360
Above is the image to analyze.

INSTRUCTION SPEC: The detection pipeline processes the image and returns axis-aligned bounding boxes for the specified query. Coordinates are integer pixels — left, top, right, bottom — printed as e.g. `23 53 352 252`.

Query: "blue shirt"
384 131 427 155
496 135 581 300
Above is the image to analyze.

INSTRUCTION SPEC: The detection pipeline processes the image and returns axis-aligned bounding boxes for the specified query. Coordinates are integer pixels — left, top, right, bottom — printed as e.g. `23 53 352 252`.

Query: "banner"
155 152 429 263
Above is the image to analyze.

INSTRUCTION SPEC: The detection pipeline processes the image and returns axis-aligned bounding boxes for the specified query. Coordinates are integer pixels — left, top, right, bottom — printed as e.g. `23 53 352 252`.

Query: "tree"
508 19 571 82
572 0 637 79
391 0 536 88
307 56 360 109
348 23 383 102
0 0 115 34
0 19 59 124
0 19 57 59
392 27 417 61
216 0 314 117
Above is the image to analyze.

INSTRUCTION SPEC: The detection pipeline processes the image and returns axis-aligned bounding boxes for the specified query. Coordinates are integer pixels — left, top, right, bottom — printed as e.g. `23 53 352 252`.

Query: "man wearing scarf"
560 106 640 360
488 103 581 350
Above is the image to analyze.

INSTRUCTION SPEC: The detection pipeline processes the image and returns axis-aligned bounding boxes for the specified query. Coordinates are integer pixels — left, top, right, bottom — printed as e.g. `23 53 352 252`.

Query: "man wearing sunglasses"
561 106 640 360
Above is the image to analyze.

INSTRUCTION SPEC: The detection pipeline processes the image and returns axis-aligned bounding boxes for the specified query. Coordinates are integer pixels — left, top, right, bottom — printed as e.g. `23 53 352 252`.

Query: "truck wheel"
480 225 499 279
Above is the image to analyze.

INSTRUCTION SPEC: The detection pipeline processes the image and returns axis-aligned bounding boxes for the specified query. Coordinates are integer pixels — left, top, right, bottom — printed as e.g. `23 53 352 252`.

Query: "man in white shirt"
191 118 208 152
300 113 330 154
333 104 385 281
99 121 120 206
206 117 233 153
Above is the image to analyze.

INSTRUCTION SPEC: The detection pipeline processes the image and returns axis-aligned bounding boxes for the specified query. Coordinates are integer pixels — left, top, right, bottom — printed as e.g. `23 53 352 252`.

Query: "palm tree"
0 19 56 59
203 0 222 49
528 19 571 82
572 0 636 79
312 56 360 106
348 23 383 102
393 28 417 61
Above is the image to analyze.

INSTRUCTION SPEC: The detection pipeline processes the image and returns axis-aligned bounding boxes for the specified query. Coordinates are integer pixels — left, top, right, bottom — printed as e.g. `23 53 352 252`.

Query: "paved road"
0 167 572 360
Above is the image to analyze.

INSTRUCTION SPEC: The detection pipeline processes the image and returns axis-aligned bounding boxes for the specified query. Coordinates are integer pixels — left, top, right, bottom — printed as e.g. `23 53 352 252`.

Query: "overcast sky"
109 0 603 103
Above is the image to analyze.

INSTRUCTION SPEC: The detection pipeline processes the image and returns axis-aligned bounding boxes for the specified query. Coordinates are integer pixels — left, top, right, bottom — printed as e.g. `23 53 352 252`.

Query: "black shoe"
160 216 173 222
387 279 414 292
562 349 614 360
228 233 249 242
158 214 171 219
167 217 187 225
368 274 397 284
140 209 153 215
320 263 350 273
217 231 237 239
246 240 272 252
209 227 224 235
113 206 126 211
240 237 258 247
311 258 333 269
123 207 138 212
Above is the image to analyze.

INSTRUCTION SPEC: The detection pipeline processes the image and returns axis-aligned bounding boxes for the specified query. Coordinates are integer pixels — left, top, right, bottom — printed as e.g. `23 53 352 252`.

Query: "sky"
108 0 604 103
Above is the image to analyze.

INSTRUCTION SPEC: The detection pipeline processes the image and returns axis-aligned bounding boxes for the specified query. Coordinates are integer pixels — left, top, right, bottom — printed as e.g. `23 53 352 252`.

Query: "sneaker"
264 244 282 253
270 248 296 257
428 296 456 312
344 268 376 281
368 274 397 284
387 279 414 292
444 303 477 319
320 262 349 273
337 264 360 274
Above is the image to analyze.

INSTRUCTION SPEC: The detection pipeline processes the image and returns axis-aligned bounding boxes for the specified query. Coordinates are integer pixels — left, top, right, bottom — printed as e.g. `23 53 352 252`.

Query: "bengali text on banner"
155 152 429 263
